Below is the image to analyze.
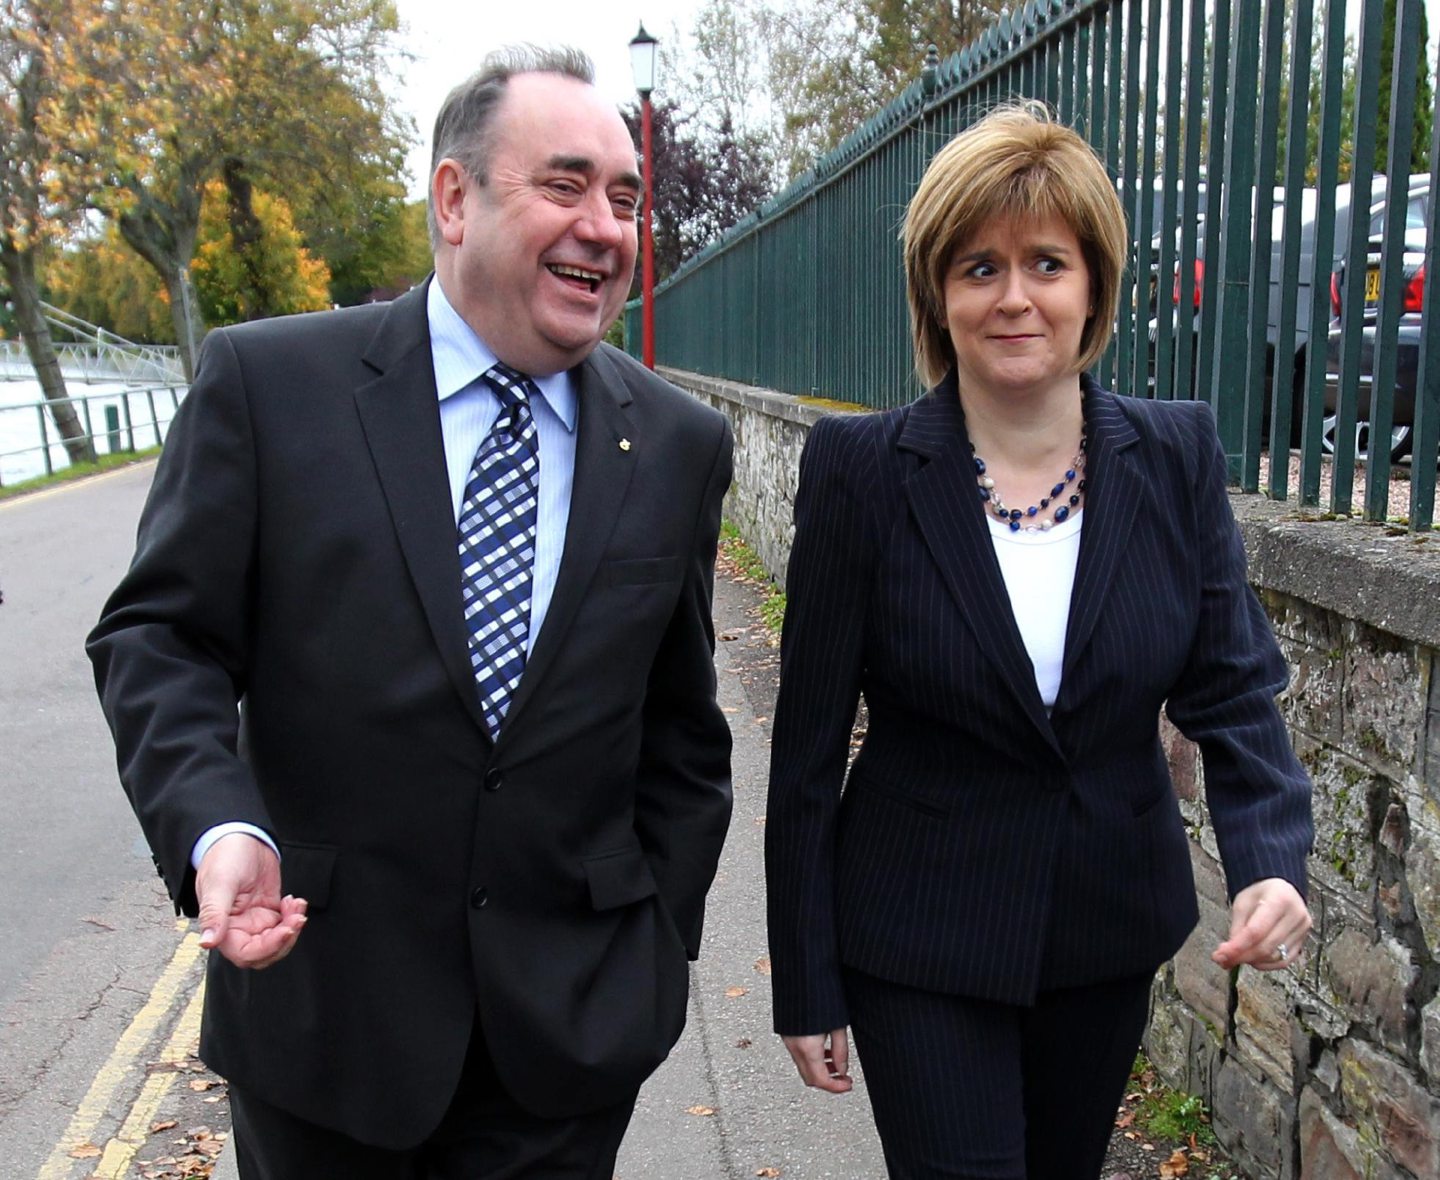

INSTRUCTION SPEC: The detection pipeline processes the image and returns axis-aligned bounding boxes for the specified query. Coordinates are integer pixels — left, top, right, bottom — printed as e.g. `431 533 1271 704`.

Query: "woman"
764 103 1314 1180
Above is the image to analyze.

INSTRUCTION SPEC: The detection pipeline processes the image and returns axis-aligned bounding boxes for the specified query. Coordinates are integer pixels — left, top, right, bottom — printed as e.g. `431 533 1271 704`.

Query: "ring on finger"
1272 942 1289 963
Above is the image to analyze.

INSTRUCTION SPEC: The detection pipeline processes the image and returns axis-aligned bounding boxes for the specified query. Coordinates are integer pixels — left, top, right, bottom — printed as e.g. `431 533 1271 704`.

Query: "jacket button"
483 768 503 792
470 886 488 909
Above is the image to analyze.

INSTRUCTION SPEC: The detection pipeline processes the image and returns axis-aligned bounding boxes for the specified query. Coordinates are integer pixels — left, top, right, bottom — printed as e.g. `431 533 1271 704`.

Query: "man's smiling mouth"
548 264 603 293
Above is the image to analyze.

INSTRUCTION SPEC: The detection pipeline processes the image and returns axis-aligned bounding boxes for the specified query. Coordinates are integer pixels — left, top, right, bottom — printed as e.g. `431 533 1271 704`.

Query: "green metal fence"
626 0 1440 531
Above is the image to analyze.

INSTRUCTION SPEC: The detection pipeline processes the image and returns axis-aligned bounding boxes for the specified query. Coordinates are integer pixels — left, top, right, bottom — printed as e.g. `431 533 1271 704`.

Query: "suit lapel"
496 346 638 740
351 281 494 736
1060 380 1142 688
899 379 1061 756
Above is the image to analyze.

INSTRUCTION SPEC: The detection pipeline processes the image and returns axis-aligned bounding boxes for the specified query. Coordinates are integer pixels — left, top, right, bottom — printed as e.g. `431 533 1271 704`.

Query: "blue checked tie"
458 363 541 739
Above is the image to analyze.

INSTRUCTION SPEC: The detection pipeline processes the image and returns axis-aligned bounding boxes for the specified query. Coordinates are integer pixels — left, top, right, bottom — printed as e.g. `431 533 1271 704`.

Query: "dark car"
1323 175 1428 461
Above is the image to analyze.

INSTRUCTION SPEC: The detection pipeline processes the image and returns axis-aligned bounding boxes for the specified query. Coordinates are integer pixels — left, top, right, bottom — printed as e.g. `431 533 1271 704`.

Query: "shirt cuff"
192 822 280 870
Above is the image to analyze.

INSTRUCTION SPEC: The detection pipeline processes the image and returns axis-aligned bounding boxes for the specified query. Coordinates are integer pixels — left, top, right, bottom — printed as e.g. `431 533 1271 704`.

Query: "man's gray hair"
426 45 597 249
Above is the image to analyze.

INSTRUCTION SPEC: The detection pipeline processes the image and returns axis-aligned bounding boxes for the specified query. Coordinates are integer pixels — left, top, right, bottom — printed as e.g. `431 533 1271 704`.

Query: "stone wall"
667 366 1440 1180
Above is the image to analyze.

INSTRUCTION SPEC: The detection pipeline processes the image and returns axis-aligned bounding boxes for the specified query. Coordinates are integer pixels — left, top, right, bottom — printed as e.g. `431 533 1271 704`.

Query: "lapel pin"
619 438 632 451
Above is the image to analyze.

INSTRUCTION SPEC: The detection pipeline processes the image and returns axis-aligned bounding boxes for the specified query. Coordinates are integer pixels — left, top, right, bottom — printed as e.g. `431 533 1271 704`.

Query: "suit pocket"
594 556 684 587
845 770 952 818
279 841 337 911
583 847 660 910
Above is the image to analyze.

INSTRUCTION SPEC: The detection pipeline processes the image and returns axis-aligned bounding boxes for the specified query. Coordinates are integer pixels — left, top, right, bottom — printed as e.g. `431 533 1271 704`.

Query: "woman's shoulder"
1089 380 1215 447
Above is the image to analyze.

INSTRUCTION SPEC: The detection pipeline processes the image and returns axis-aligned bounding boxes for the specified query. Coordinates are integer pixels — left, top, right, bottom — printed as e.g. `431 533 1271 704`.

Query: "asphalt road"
0 461 204 1180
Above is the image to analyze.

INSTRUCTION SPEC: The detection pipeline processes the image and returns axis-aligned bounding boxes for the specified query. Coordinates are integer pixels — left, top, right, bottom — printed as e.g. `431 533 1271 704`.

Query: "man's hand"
782 1029 853 1093
196 833 307 969
1213 877 1311 971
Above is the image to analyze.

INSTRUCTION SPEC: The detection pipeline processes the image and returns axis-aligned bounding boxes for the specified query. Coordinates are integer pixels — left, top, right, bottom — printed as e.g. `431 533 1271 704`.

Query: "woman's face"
942 213 1092 403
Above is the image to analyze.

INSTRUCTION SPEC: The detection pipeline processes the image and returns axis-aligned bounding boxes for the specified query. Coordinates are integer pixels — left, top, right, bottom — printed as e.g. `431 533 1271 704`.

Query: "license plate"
1364 267 1381 303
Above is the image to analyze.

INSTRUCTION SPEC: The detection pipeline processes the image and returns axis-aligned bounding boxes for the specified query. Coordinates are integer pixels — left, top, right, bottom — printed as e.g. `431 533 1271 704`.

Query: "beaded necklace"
972 427 1087 533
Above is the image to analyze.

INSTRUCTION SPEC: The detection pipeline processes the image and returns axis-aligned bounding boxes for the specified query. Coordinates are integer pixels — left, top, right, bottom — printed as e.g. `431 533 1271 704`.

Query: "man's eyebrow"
546 154 642 191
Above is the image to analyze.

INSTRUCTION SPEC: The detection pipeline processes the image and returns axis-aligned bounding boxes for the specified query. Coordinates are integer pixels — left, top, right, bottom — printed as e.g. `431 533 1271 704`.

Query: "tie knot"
485 362 536 410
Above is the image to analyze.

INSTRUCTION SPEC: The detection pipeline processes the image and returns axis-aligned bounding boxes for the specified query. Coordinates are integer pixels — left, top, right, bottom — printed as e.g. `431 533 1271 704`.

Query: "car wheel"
1321 414 1413 462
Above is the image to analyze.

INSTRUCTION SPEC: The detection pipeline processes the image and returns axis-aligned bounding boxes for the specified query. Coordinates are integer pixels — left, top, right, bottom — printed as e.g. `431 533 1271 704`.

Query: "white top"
986 509 1083 710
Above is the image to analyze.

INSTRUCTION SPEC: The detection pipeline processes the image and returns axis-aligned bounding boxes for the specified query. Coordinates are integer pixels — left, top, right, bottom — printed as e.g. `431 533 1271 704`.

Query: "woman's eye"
1036 257 1063 275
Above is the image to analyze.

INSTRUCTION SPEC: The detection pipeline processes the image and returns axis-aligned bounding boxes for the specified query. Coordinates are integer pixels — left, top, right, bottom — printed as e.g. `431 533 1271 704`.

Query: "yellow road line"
0 458 156 511
93 979 206 1178
36 927 202 1180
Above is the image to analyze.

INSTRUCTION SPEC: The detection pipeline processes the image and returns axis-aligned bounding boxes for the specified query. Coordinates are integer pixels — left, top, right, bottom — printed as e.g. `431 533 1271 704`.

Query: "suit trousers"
229 1017 639 1180
843 967 1153 1180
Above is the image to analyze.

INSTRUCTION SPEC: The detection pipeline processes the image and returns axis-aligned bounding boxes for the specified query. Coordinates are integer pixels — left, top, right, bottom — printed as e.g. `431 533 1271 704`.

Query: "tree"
41 0 410 376
190 180 332 325
1373 0 1433 174
42 228 172 344
622 98 773 281
0 0 105 464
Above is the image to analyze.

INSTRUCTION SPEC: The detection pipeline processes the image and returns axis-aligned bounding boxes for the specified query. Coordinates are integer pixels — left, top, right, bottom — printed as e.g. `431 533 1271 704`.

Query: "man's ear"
432 159 468 247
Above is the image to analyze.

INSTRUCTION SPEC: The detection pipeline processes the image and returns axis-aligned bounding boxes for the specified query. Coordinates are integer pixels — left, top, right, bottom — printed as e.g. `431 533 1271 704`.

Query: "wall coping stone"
665 367 1440 652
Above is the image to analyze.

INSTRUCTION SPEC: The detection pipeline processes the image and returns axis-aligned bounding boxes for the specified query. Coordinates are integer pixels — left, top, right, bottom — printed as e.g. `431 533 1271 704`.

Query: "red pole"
641 92 655 370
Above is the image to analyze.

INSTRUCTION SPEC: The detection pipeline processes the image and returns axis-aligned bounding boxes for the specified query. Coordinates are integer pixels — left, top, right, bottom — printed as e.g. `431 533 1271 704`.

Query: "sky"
388 0 704 198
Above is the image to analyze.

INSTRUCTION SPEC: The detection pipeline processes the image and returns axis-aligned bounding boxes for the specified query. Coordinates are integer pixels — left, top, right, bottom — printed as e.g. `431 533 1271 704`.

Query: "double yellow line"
36 926 207 1180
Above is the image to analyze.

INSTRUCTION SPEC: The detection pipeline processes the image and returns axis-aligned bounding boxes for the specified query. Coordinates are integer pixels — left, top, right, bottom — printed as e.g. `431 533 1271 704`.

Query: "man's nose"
575 194 626 248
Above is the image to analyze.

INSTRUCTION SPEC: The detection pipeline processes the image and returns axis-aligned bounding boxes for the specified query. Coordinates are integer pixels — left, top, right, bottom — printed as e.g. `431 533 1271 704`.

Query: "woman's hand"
1213 877 1311 971
782 1029 854 1093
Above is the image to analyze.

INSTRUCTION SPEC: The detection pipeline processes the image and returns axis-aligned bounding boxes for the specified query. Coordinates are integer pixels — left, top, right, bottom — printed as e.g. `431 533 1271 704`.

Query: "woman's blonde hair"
902 101 1129 387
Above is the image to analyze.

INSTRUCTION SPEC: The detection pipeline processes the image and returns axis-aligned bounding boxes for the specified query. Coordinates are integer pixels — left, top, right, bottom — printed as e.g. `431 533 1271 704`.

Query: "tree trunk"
222 156 275 320
0 239 96 465
116 188 204 380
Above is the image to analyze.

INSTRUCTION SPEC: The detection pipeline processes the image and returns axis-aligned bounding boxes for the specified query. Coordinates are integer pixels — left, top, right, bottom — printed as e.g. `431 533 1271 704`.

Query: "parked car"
1323 174 1429 461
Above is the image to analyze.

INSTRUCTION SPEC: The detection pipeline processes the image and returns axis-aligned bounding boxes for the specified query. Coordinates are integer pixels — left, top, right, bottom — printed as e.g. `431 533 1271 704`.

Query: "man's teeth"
549 265 601 291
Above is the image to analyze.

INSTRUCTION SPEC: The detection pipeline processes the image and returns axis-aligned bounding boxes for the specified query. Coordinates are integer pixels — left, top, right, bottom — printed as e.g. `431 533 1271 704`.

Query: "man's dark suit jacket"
766 372 1313 1037
88 281 734 1148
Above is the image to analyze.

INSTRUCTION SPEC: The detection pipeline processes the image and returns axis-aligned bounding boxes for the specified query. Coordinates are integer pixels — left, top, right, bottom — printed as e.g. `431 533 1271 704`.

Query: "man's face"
434 73 641 376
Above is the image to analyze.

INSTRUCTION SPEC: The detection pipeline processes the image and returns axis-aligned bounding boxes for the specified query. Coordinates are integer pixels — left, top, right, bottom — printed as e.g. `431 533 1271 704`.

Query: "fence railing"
0 339 185 386
0 385 185 488
627 0 1440 530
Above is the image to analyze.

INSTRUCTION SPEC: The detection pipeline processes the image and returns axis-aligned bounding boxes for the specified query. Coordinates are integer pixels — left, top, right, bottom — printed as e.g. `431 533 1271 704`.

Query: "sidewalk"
215 570 886 1179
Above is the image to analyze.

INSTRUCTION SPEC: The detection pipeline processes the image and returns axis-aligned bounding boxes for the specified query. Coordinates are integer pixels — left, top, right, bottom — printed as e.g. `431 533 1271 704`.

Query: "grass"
718 521 786 632
1115 1053 1238 1178
0 448 161 501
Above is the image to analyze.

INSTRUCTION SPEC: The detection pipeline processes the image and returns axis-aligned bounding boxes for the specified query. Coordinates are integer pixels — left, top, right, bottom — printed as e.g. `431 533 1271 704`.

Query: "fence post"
105 405 121 454
121 393 136 453
35 405 53 476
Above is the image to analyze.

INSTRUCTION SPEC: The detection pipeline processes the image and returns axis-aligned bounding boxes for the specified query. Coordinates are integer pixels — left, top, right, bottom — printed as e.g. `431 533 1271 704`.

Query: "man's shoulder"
216 300 394 355
588 342 728 434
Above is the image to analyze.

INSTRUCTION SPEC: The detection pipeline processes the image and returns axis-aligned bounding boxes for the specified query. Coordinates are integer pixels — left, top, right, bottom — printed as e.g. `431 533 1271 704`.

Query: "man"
88 45 734 1178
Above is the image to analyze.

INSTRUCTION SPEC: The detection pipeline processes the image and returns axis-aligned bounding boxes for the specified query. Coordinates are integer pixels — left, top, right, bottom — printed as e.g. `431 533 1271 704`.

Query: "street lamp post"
629 23 658 370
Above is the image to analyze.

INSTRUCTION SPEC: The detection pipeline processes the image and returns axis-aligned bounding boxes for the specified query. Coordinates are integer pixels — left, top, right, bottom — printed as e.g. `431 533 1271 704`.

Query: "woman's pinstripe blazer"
764 371 1314 1037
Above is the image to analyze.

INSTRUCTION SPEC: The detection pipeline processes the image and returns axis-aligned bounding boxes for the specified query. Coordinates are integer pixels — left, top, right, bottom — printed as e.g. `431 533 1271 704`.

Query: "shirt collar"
427 277 578 433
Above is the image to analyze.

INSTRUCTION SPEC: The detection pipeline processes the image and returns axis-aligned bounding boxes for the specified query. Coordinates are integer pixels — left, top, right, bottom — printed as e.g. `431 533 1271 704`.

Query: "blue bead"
1051 482 1066 498
1009 509 1022 521
1055 505 1069 523
1009 518 1021 532
1039 498 1050 509
974 457 986 474
1026 506 1038 516
1069 493 1081 506
1065 469 1077 481
978 486 990 499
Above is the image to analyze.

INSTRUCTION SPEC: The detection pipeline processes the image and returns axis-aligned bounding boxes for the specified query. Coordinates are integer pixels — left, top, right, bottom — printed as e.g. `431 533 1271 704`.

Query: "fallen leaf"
1159 1149 1190 1178
756 1168 782 1177
189 1078 219 1091
736 1038 753 1049
724 986 748 998
754 956 772 975
69 1143 102 1159
685 1105 717 1116
151 1120 178 1133
1114 1111 1134 1128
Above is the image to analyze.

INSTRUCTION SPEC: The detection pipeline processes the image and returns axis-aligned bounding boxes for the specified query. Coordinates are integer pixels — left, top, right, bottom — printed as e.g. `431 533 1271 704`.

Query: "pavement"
212 569 887 1178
